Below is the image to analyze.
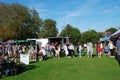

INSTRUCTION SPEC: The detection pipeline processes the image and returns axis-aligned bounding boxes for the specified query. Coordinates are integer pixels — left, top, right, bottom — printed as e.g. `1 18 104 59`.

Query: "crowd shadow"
0 63 36 79
115 56 120 66
16 64 36 75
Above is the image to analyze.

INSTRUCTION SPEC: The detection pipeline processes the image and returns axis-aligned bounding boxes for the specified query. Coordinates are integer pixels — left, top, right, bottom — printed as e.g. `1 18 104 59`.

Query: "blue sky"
0 0 120 33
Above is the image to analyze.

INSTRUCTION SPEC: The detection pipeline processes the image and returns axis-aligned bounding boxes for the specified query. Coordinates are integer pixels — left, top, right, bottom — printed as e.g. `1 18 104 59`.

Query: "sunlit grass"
2 52 120 80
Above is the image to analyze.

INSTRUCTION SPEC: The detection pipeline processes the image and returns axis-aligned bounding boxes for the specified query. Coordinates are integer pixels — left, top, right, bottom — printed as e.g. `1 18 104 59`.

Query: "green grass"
2 54 120 80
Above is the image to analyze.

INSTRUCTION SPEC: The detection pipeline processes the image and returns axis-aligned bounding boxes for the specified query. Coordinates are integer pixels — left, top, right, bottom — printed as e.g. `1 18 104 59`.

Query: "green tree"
81 29 99 44
29 8 43 38
38 19 58 38
105 27 117 34
60 24 81 45
0 3 17 40
0 3 42 41
11 3 32 39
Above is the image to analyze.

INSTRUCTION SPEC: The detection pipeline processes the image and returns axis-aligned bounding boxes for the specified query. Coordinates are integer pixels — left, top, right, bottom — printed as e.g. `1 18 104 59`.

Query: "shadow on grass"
17 64 36 75
60 52 66 57
115 56 120 66
30 61 38 64
0 64 37 80
92 54 97 58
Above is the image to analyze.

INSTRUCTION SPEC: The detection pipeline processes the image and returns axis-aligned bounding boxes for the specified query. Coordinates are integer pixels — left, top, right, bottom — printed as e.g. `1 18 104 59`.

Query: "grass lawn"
2 52 120 80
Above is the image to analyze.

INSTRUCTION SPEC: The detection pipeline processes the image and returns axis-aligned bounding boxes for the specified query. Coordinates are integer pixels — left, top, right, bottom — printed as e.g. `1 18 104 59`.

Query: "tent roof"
16 40 30 43
110 29 120 37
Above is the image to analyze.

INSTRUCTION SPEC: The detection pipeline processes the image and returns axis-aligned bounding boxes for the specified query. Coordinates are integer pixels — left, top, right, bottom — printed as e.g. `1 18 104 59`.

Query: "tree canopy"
105 27 117 34
38 19 58 38
60 24 81 45
0 2 119 44
81 29 99 44
0 3 42 41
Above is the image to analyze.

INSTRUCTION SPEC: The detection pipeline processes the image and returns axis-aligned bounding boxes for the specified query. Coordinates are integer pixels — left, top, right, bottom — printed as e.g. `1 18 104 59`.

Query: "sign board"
20 54 29 65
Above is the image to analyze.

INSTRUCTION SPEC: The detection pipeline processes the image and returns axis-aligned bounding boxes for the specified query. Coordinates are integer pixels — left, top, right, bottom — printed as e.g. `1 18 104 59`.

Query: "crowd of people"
0 36 120 77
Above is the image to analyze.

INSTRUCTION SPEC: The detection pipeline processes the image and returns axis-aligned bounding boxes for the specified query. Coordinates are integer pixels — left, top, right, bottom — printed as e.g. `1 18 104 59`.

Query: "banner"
20 54 29 65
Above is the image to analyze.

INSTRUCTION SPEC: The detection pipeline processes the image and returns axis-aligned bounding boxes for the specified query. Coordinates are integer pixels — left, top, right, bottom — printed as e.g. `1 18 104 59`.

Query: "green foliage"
0 3 42 41
97 32 104 37
81 29 99 44
0 2 58 40
60 24 81 45
29 8 43 38
0 2 118 44
38 19 58 38
3 55 120 80
105 27 117 34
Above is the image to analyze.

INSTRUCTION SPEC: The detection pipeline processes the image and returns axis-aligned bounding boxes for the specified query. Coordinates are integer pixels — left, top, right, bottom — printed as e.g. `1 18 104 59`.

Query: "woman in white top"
108 40 115 56
63 43 69 56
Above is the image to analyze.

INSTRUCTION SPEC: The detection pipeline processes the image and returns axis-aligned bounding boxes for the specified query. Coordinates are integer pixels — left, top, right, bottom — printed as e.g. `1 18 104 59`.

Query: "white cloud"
59 0 100 25
57 0 102 32
36 9 54 14
114 6 120 9
102 9 112 14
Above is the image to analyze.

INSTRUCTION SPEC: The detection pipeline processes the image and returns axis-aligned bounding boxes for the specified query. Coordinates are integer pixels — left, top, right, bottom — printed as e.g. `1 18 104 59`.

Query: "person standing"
86 43 90 57
68 43 75 57
108 40 115 56
84 43 87 52
6 43 12 57
88 41 93 58
96 42 101 58
104 44 110 56
100 42 104 53
63 43 69 56
28 47 36 61
55 42 60 58
0 54 7 77
50 43 55 58
78 44 82 57
116 37 120 62
1 43 6 57
39 47 47 60
34 44 39 60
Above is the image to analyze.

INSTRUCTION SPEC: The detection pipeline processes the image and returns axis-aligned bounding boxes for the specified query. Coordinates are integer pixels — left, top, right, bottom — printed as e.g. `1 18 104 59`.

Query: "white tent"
109 29 120 37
